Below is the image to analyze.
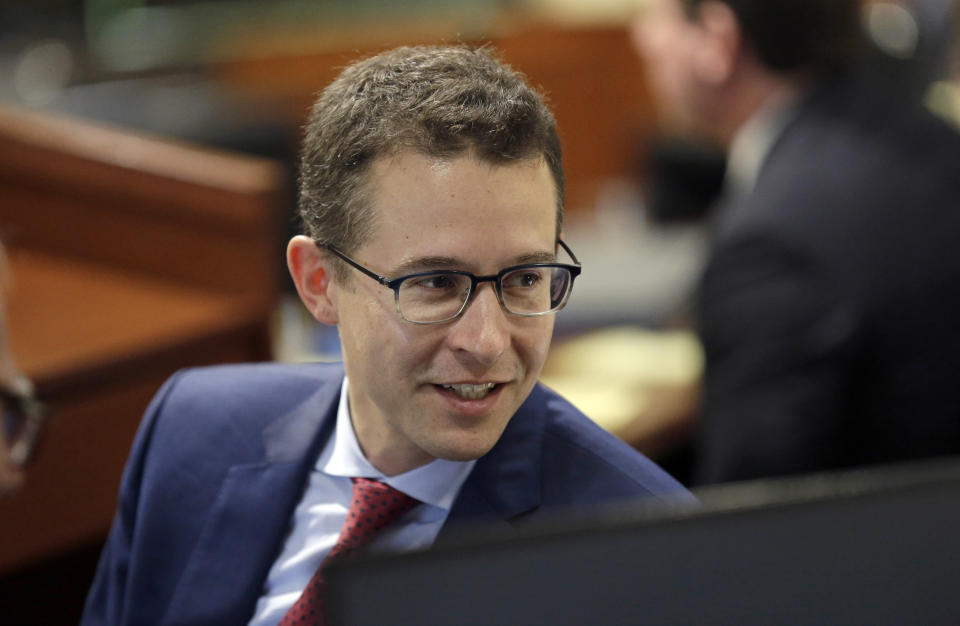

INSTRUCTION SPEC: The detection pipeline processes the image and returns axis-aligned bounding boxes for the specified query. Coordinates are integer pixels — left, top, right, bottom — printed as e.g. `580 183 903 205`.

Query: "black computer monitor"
326 458 960 626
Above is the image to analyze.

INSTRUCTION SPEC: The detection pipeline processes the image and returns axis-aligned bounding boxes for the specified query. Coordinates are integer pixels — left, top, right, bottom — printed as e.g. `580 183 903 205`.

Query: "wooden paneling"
0 105 285 302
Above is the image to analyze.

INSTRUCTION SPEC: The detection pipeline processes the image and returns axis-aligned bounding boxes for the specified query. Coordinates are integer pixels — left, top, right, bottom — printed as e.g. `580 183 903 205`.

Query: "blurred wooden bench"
0 104 285 578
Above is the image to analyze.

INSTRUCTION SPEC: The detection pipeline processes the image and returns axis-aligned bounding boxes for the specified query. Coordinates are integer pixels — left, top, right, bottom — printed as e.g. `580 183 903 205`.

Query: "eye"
503 269 545 290
408 273 459 291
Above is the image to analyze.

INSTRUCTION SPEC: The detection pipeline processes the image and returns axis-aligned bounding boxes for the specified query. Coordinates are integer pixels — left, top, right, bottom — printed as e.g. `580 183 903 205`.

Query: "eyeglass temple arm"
316 242 392 286
557 239 580 265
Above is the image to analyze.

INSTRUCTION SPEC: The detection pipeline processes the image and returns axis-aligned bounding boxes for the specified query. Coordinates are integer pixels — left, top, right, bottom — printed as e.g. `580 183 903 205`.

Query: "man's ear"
287 235 339 326
692 0 741 85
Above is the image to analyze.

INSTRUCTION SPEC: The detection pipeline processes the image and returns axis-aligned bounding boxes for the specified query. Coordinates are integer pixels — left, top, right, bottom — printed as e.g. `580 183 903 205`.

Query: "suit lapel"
164 377 552 617
163 377 341 625
435 386 548 545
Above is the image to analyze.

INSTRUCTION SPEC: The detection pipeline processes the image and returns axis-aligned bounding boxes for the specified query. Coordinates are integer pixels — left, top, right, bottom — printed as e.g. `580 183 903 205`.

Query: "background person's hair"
298 45 564 280
681 0 866 75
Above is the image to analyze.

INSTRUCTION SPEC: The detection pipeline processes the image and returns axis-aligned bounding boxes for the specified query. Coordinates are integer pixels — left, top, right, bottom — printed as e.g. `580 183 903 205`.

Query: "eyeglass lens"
397 266 573 322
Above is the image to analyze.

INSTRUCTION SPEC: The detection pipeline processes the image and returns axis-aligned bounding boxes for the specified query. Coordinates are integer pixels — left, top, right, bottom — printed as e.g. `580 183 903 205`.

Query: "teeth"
442 383 497 400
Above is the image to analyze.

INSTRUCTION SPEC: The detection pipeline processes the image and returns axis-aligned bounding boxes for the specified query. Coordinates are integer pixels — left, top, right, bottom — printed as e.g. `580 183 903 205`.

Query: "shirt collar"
317 377 476 511
725 86 802 197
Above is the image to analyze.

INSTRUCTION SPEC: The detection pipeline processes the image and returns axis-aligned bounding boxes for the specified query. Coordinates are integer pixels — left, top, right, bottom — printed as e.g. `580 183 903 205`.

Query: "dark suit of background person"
81 46 689 625
634 0 960 485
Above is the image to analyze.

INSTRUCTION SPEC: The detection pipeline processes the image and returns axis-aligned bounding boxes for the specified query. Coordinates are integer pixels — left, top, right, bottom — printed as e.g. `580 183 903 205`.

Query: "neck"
358 436 433 477
713 62 799 149
347 389 433 477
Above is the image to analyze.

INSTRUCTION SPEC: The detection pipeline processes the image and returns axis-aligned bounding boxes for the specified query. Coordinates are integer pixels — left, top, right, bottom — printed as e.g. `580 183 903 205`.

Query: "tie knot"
338 478 419 554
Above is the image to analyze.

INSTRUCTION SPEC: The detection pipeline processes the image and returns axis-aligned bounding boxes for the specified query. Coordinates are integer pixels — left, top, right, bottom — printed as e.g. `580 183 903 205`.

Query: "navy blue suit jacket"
82 362 687 625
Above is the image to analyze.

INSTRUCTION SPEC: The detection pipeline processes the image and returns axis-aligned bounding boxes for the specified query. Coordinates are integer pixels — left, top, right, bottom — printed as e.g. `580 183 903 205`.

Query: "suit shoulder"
532 385 689 501
144 361 343 444
165 361 343 393
160 361 340 407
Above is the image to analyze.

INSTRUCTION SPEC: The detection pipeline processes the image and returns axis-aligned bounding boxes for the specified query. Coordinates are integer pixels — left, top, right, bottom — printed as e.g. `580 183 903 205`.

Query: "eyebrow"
391 250 557 276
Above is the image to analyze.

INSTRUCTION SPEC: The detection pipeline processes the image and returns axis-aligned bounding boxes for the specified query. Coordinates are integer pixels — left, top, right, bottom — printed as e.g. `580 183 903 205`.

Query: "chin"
429 434 501 463
417 406 517 462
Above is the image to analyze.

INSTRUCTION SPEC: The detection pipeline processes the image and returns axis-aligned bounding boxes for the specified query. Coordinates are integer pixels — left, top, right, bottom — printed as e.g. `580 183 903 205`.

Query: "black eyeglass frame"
316 239 582 325
1 376 49 467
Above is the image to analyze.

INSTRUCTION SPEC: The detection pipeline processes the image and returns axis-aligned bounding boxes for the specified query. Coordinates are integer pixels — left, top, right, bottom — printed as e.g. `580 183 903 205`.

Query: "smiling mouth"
437 382 498 400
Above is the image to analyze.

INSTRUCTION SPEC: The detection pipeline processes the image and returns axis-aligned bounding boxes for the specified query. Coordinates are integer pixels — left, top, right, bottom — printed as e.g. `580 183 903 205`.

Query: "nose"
445 282 510 366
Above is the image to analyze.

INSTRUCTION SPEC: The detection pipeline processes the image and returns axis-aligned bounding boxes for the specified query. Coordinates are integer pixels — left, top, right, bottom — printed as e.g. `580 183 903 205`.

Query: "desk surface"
7 246 264 396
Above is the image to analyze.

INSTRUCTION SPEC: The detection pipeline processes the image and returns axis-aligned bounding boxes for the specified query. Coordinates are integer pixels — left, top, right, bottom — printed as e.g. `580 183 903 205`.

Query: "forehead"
640 0 696 34
360 151 558 267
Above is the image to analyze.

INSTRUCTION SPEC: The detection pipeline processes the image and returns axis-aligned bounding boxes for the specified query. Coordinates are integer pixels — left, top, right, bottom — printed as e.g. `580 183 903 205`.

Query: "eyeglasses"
317 239 582 325
2 376 49 467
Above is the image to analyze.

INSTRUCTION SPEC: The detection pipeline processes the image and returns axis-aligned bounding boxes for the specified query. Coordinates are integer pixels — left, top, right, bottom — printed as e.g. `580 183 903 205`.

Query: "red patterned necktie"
278 477 419 626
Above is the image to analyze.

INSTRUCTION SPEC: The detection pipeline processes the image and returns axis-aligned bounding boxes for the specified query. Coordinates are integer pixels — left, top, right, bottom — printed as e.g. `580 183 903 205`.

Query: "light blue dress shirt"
248 377 475 626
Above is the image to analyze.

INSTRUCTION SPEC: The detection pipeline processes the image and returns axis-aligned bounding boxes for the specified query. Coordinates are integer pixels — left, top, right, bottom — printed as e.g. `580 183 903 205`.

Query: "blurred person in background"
0 249 24 495
633 0 960 484
0 244 46 495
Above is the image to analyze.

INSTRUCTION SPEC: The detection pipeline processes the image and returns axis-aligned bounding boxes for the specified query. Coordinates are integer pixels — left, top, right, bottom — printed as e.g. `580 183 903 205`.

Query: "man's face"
330 151 559 476
632 0 707 134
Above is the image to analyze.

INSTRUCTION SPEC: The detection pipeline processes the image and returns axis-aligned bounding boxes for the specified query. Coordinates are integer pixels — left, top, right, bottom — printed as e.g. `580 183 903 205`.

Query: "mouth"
435 382 500 401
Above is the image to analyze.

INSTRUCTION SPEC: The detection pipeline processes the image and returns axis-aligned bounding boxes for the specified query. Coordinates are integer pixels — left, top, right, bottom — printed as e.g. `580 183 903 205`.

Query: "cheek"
639 25 702 118
362 320 447 379
517 319 555 372
340 290 402 349
338 302 400 381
